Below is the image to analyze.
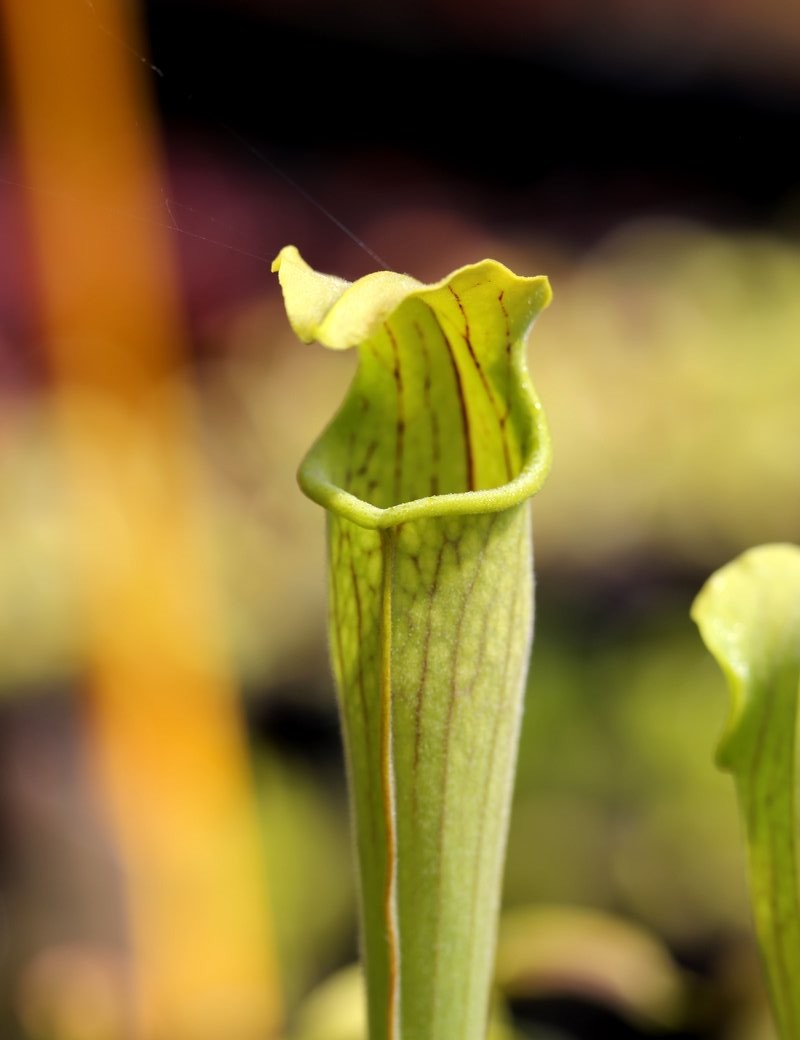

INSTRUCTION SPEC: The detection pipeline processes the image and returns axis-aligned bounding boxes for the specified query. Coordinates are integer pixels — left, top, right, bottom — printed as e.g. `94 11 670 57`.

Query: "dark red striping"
330 525 378 854
498 290 513 426
411 539 448 780
421 301 474 492
463 592 493 700
448 284 513 482
466 512 527 966
415 320 441 496
406 550 423 580
342 525 373 751
356 438 379 477
328 528 347 686
442 516 497 720
368 339 394 372
428 514 498 1011
385 322 405 504
377 527 400 1038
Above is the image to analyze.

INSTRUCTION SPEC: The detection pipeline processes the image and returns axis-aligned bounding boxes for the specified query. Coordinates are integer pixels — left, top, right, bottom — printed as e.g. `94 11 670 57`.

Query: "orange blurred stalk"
1 1 283 1037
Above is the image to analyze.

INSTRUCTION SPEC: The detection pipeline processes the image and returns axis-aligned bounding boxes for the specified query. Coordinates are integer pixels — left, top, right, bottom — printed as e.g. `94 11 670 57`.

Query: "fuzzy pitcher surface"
273 246 552 1040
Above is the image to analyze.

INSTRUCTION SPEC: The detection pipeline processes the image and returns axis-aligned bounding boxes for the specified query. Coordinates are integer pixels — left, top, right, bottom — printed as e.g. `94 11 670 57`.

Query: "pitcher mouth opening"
298 400 552 531
273 247 552 530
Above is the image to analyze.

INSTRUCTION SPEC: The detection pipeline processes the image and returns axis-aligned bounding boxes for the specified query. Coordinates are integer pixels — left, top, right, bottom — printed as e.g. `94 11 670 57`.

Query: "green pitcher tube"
273 246 552 1040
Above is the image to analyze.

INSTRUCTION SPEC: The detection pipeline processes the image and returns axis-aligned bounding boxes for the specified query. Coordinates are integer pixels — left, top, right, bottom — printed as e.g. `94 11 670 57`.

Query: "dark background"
2 2 800 1038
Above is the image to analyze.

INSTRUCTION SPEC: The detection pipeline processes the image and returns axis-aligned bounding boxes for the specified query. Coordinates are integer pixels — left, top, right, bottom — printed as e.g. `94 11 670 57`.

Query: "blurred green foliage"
510 600 748 944
2 218 799 1036
3 221 799 690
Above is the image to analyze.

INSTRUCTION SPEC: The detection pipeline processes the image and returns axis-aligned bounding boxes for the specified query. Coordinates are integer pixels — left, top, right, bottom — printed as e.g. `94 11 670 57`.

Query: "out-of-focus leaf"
495 904 689 1030
692 543 800 1038
535 222 800 568
255 752 355 1011
506 612 747 944
290 963 519 1040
